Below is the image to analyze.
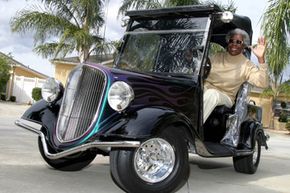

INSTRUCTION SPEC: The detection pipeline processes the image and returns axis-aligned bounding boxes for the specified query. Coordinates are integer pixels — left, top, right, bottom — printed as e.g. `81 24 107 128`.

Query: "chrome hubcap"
252 140 258 164
134 138 175 183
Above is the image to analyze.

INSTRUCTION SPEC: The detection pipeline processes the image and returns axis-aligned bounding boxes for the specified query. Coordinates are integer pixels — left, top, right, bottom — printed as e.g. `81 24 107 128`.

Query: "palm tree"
10 0 111 63
260 0 289 128
262 0 290 88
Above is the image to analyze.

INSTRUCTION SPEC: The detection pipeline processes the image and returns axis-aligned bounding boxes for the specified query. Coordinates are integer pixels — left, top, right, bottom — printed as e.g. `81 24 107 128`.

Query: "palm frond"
93 40 116 55
118 0 162 16
34 42 75 59
261 87 275 98
202 0 236 12
42 0 81 27
33 43 59 58
278 82 290 96
209 43 225 55
10 9 78 44
262 0 290 83
71 0 104 28
164 0 200 7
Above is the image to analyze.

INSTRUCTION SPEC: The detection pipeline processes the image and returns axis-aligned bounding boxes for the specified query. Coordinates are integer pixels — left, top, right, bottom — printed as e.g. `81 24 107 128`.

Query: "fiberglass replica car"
16 5 269 193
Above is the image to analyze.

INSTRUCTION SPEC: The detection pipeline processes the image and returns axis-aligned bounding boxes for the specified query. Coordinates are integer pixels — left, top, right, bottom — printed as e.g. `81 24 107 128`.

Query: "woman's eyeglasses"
228 39 243 45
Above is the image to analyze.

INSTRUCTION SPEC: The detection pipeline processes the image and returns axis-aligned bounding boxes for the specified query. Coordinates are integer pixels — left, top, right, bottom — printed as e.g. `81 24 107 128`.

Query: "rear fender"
239 120 268 150
253 124 268 150
103 107 198 142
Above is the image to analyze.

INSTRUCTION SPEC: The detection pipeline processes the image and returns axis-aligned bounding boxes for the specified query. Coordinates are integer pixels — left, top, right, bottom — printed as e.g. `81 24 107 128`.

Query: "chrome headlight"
41 78 63 103
108 81 134 112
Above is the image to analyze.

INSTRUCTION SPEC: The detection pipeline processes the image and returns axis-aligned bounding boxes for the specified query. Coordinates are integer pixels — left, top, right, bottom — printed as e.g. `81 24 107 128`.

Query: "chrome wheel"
110 126 189 193
134 138 175 183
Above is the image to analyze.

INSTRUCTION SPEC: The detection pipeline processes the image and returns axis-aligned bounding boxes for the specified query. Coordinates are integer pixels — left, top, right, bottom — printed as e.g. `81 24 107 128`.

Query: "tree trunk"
79 47 90 63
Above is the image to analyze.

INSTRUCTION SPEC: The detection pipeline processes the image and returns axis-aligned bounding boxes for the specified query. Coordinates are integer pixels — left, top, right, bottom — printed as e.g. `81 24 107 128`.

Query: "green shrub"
279 111 288 123
0 56 10 92
32 87 42 101
10 96 16 102
0 93 5 101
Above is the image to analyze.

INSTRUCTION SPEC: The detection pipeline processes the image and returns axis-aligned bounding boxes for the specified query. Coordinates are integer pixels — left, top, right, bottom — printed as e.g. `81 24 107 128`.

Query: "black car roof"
126 5 222 18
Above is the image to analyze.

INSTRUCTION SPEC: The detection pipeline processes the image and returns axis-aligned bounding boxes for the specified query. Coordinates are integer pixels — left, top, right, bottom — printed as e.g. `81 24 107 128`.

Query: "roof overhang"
14 65 49 79
51 59 79 66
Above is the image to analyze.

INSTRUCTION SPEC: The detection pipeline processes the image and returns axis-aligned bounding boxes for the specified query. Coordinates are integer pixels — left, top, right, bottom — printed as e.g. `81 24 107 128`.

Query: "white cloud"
234 0 268 42
102 1 125 41
0 0 33 48
0 0 53 76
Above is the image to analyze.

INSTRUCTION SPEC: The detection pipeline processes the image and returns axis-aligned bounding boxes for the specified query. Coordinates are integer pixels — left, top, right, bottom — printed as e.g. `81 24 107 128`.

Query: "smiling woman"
227 34 245 56
204 28 268 122
225 29 250 57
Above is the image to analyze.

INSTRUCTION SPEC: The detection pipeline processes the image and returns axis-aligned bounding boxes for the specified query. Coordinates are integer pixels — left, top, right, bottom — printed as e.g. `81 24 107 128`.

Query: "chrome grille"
56 65 106 142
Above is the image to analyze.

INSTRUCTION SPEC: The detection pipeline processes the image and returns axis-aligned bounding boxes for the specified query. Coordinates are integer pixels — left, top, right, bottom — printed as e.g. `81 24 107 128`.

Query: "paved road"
1 102 290 193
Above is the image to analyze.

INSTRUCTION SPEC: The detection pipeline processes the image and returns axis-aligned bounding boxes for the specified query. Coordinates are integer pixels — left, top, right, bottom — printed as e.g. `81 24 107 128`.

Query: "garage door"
13 76 45 104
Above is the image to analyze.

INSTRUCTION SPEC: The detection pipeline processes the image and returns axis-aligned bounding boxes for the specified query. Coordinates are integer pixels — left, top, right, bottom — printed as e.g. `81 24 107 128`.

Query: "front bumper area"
15 119 140 160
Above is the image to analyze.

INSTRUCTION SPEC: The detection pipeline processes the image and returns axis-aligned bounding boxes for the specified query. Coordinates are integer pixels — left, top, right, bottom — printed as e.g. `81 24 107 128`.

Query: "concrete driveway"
1 102 290 193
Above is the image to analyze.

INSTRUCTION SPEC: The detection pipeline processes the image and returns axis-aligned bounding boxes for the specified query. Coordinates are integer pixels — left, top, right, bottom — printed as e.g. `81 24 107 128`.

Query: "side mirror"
204 58 211 79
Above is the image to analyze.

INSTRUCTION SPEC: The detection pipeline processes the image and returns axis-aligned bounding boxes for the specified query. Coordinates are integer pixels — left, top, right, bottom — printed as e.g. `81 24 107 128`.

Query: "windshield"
115 17 210 76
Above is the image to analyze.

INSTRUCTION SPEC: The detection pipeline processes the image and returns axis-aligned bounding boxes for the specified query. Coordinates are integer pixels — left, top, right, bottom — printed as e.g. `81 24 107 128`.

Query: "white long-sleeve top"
205 52 269 103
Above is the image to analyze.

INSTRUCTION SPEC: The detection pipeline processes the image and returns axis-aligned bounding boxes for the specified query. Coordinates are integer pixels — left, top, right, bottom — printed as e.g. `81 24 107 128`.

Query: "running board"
195 140 253 157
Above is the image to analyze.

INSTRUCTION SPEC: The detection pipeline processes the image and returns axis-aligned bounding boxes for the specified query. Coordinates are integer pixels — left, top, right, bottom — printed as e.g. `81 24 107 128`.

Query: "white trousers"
203 89 233 123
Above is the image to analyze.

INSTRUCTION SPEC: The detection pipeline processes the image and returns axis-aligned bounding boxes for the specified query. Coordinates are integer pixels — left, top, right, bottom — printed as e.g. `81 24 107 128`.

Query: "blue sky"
0 0 269 77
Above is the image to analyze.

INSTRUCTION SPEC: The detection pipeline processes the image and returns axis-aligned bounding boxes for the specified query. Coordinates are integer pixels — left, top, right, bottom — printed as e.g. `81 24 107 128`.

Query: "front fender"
21 99 60 136
102 107 198 141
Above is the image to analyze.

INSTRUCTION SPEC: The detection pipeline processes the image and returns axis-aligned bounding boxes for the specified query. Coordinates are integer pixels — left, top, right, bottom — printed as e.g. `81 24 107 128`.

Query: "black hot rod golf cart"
16 5 269 193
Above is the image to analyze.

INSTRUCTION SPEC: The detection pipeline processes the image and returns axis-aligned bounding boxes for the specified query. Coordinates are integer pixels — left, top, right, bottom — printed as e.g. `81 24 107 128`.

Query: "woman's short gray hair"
225 28 250 46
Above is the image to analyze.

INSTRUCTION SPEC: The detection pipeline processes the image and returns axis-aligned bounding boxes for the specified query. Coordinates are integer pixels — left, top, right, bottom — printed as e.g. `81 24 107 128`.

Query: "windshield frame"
114 16 212 77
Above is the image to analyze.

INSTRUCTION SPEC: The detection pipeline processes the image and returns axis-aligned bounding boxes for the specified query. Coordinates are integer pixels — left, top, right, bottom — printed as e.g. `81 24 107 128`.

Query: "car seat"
203 82 251 146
